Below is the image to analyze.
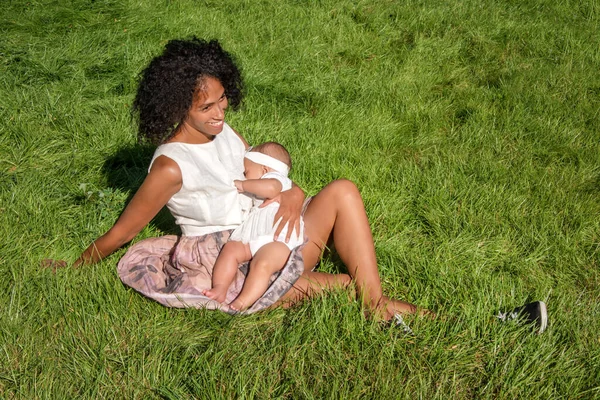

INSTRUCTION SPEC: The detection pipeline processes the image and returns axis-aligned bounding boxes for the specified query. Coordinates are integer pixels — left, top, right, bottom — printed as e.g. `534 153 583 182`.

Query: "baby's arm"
234 178 282 199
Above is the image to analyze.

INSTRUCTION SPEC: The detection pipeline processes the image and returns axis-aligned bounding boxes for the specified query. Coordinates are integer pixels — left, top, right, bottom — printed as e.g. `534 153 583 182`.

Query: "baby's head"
243 142 291 179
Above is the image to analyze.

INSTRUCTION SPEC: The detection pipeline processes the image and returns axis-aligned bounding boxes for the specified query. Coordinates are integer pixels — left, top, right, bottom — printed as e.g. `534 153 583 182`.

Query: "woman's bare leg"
296 179 422 319
277 270 352 308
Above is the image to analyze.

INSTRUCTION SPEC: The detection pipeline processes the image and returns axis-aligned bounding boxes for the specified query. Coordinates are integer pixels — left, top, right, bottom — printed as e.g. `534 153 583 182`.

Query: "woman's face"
180 76 229 143
243 158 265 180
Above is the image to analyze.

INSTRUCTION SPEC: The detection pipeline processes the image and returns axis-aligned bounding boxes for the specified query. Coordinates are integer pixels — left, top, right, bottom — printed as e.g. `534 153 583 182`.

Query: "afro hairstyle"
133 38 243 145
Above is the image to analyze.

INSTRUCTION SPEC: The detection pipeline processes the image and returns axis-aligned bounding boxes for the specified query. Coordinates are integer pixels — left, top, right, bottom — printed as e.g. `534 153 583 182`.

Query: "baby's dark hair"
251 142 292 170
133 38 243 145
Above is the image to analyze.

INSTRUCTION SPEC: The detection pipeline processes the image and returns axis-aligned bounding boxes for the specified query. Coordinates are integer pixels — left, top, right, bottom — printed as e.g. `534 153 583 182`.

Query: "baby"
203 142 304 311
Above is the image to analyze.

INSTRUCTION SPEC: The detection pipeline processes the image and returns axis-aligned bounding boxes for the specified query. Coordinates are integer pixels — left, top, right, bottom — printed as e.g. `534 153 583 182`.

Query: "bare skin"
74 155 183 266
203 240 252 303
276 179 424 320
72 76 425 321
229 242 291 311
203 157 291 307
75 77 233 266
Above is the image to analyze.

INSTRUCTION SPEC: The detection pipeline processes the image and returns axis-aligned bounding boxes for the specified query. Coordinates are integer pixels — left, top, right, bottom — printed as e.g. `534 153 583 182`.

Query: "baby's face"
243 158 264 180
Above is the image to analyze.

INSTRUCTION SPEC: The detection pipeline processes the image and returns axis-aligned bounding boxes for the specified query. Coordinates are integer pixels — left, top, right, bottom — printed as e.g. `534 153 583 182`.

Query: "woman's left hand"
260 184 305 242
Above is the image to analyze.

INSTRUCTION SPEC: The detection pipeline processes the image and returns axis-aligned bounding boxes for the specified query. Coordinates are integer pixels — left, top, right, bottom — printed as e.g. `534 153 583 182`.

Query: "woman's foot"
202 285 228 303
375 296 433 321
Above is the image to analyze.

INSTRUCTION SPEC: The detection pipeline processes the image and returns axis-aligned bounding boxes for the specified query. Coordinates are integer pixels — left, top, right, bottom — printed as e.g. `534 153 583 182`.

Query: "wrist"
290 185 305 201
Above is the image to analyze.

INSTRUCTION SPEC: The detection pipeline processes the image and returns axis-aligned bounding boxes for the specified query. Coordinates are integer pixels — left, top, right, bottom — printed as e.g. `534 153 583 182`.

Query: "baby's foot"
228 299 249 312
202 286 227 303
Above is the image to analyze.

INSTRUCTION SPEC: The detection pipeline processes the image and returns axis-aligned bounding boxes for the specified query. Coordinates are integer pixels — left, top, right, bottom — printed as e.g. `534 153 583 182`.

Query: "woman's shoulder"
222 123 249 148
213 122 248 156
149 144 187 174
140 154 183 196
149 153 182 179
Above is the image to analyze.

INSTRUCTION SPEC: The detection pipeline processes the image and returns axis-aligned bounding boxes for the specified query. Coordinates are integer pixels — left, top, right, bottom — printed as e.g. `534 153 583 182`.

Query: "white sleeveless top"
149 122 252 236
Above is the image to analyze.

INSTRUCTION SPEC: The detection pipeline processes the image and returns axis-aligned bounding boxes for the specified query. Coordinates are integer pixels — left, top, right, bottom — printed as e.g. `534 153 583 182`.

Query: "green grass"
1 0 599 398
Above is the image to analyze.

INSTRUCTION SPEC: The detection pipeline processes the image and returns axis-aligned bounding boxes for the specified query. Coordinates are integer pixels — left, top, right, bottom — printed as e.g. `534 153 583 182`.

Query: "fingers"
41 259 68 273
260 199 272 208
284 221 293 242
274 212 302 243
284 216 297 243
293 217 301 242
41 259 68 268
234 180 244 192
273 215 285 239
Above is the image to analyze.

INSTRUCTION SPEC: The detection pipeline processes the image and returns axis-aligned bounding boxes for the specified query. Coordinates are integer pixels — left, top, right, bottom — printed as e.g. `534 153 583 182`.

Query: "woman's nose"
213 104 225 119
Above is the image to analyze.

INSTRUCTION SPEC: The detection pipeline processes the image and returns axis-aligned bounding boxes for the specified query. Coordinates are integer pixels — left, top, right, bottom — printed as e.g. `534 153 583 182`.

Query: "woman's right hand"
41 258 68 272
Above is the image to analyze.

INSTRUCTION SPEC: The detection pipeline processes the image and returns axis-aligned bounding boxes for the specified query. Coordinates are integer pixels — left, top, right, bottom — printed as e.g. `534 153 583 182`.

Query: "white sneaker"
497 301 548 334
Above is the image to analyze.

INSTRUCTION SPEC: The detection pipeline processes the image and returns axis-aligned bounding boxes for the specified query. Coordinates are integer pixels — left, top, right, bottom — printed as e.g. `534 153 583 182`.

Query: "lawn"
1 0 599 398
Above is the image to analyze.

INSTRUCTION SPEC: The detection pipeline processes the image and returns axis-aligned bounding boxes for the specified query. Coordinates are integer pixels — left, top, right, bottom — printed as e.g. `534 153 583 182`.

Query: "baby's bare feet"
228 299 248 312
202 286 227 303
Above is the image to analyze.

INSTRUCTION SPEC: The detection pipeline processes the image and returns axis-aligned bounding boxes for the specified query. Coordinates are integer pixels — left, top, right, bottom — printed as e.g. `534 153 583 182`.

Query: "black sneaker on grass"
497 301 548 334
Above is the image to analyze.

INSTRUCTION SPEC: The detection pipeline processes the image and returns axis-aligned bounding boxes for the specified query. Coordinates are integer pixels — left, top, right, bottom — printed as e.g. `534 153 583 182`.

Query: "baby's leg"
229 242 291 311
203 241 251 303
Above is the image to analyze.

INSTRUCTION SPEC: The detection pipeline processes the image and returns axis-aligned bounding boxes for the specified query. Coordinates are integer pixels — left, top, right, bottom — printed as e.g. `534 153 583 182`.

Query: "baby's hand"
234 180 244 193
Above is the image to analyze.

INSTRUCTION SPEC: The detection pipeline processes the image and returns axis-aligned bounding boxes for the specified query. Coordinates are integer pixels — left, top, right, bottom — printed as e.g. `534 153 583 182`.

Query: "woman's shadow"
102 143 180 236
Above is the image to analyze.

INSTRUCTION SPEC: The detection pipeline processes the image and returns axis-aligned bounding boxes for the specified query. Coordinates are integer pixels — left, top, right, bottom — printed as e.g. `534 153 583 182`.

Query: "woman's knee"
327 179 363 204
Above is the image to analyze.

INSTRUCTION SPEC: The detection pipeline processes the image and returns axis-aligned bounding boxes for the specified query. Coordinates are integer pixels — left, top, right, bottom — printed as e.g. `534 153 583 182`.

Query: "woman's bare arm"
74 156 182 266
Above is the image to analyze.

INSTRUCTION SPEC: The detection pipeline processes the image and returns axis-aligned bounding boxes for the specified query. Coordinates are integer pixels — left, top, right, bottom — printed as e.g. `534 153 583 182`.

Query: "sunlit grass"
1 0 599 398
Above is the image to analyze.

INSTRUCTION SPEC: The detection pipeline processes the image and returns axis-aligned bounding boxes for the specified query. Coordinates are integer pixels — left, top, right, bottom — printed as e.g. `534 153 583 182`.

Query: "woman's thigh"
302 179 360 270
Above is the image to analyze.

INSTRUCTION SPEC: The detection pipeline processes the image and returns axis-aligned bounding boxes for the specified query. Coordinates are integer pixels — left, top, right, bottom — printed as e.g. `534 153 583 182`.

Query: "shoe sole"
537 301 548 334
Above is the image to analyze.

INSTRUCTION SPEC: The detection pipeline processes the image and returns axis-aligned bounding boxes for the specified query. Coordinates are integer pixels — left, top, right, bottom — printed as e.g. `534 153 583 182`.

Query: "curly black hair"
133 38 244 145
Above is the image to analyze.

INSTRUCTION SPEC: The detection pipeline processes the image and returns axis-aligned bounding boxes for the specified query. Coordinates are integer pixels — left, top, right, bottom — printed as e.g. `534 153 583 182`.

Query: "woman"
72 38 549 333
62 38 551 342
72 37 420 320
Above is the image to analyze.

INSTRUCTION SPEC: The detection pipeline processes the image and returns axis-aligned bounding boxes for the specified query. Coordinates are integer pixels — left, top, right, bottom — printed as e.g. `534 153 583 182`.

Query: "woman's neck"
168 124 216 145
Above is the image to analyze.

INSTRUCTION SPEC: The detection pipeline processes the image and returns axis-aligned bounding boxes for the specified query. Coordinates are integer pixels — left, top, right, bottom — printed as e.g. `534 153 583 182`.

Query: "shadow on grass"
101 143 179 236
